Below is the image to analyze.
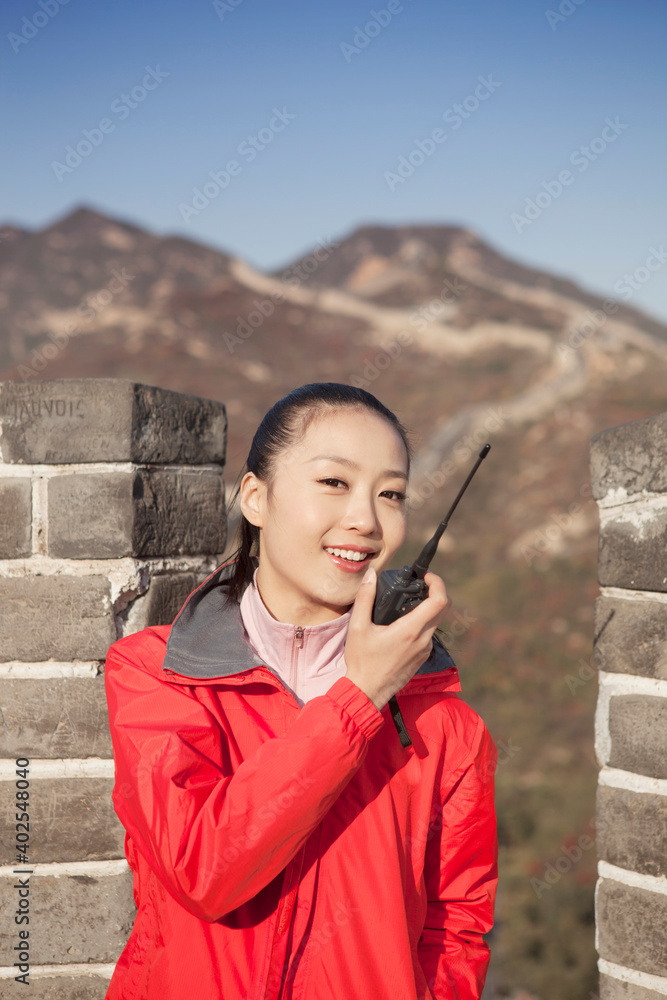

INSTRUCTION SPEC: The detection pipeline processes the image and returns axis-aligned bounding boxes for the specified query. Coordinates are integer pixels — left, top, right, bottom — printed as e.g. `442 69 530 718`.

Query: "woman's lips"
325 550 373 574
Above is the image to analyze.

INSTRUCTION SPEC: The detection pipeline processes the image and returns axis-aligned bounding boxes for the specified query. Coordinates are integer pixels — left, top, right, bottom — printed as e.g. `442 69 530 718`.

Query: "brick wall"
590 412 667 1000
0 379 227 997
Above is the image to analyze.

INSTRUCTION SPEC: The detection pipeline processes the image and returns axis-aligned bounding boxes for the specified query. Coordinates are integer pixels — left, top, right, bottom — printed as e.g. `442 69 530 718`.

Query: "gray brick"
608 696 667 779
590 412 667 501
48 472 133 558
121 572 199 634
48 469 225 558
600 974 666 1000
0 974 110 1000
0 869 135 964
596 785 667 877
598 510 667 592
0 379 226 465
597 879 667 978
0 478 31 558
0 778 124 864
0 676 112 758
0 576 115 662
132 469 226 556
594 595 667 679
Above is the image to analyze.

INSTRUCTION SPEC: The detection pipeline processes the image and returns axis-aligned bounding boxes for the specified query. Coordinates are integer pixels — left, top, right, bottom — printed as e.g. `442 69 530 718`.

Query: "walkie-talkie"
375 444 491 748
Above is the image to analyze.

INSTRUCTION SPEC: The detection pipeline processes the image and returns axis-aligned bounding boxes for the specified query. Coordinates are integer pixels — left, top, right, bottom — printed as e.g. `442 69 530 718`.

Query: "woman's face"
240 407 409 625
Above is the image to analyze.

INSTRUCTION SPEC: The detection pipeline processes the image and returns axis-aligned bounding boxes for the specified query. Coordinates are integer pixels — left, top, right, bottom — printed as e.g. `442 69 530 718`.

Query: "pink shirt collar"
239 567 351 707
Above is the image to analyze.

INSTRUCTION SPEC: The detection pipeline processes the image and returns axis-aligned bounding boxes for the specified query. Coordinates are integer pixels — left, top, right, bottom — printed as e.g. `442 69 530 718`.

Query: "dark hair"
223 382 412 604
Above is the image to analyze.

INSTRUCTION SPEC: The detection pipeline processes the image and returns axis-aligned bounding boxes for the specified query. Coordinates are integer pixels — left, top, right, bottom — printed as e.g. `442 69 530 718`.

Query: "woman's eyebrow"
306 454 408 481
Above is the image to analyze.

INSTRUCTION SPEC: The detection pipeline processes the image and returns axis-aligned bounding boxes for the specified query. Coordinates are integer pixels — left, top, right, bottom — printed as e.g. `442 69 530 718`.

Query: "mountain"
273 222 667 340
2 203 666 1000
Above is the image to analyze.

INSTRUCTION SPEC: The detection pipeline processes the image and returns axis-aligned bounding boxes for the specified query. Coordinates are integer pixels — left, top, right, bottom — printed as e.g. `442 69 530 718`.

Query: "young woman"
104 382 498 1000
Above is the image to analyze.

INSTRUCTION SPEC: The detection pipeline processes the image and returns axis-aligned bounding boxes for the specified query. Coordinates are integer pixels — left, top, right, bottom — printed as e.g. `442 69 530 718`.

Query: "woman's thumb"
351 565 376 617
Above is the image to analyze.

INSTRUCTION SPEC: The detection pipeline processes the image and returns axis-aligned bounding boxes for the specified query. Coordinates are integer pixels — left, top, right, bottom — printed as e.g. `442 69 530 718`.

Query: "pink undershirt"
239 567 352 708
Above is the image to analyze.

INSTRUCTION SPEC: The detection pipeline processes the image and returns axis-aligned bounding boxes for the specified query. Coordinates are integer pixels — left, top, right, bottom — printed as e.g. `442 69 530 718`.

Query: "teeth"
325 548 370 562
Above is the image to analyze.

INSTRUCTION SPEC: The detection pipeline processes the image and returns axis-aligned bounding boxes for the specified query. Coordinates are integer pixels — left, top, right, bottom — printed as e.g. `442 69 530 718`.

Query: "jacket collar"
163 558 458 690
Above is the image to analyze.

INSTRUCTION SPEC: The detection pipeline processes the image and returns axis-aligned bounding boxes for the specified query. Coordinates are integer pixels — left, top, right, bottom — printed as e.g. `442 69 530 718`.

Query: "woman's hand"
343 567 452 712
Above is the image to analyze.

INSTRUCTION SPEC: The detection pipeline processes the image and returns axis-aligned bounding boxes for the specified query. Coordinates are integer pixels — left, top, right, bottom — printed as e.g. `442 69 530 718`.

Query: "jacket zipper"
290 626 303 698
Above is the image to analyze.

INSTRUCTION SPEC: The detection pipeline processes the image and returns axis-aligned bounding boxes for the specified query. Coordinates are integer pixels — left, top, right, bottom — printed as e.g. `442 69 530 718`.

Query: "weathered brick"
596 785 667 877
598 510 667 592
0 478 31 558
600 974 666 1000
0 676 112 758
597 879 667 978
48 473 133 558
594 595 667 679
1 974 110 1000
0 869 135 964
132 470 226 556
0 576 115 662
0 778 124 864
0 379 226 465
121 572 200 634
48 470 225 558
608 696 667 780
590 412 667 501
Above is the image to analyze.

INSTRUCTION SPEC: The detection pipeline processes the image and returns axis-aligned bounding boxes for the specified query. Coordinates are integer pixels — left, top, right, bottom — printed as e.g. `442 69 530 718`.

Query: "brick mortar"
32 474 47 555
600 587 667 604
595 672 667 767
597 490 667 511
0 859 128 877
0 964 115 980
600 767 667 797
0 554 221 603
598 862 667 897
598 960 667 996
0 662 101 678
597 495 667 535
0 462 224 476
0 758 114 779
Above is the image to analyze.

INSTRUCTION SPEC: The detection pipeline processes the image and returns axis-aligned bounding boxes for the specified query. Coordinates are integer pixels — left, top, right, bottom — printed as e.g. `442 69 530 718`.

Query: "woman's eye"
318 480 405 501
382 490 407 502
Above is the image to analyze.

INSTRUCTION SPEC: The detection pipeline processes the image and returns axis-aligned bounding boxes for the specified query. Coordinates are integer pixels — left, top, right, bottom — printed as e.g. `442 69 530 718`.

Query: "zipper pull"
294 626 304 649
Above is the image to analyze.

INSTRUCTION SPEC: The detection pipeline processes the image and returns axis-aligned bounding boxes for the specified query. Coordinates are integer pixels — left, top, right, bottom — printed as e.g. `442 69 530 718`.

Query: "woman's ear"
240 471 265 528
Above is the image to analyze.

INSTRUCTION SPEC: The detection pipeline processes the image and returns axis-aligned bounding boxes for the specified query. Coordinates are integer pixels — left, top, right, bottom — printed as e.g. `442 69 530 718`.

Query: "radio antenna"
411 444 491 580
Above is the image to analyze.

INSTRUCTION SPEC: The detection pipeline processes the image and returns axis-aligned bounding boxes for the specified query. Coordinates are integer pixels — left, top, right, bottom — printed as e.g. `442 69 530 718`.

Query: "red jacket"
104 561 498 1000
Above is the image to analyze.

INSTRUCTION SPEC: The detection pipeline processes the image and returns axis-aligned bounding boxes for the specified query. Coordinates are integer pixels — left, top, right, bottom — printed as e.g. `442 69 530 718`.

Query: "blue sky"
2 0 666 322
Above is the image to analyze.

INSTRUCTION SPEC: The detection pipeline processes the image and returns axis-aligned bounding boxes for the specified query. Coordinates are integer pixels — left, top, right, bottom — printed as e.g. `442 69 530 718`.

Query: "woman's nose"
339 493 379 534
